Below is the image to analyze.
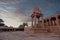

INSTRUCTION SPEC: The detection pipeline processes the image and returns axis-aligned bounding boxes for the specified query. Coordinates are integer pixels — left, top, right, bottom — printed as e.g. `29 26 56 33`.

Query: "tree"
18 23 28 29
19 25 24 29
0 19 5 26
23 23 28 27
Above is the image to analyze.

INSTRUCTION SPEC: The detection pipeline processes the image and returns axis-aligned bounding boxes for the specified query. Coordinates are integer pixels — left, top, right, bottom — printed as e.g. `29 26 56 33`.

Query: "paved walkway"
0 31 60 40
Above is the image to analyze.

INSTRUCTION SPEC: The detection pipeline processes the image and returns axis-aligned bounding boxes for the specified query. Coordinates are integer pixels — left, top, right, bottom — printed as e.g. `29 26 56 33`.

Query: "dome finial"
33 6 42 14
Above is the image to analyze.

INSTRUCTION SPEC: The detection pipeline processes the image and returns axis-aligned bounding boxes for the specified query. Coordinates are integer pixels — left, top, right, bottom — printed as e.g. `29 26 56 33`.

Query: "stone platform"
0 31 60 40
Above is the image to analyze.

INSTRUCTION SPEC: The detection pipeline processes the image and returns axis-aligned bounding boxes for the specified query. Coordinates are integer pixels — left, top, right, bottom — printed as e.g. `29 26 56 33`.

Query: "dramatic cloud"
0 12 23 28
0 8 30 27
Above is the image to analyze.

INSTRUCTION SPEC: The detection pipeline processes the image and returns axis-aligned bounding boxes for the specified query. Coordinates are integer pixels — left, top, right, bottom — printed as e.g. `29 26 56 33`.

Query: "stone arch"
51 17 56 26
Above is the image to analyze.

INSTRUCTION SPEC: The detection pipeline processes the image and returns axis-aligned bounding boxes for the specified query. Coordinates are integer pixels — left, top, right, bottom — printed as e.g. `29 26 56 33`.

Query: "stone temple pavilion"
24 7 60 34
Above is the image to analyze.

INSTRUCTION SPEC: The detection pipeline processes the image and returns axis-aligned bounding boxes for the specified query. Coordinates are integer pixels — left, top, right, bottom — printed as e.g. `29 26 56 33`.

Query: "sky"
0 0 60 28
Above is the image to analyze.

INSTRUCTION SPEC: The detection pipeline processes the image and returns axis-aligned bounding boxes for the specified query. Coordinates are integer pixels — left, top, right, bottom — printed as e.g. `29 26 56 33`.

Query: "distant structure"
0 19 24 32
25 7 60 34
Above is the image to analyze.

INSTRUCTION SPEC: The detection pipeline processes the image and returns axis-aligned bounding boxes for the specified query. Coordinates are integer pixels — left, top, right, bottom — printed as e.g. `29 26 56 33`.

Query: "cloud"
5 6 18 10
0 4 31 23
0 0 27 4
0 0 32 27
2 17 22 28
0 1 6 4
0 12 23 27
0 8 30 27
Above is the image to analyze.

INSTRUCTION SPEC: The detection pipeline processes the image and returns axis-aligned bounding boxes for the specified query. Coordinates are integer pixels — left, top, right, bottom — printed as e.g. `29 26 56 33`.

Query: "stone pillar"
56 16 59 26
34 16 36 28
41 17 44 32
41 17 44 29
32 18 33 28
45 20 47 32
37 18 39 32
38 18 40 28
56 16 59 33
48 18 52 32
49 18 51 26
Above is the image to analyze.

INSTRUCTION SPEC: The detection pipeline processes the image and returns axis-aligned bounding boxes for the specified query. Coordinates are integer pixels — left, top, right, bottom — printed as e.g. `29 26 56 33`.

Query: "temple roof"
34 6 40 13
31 7 43 18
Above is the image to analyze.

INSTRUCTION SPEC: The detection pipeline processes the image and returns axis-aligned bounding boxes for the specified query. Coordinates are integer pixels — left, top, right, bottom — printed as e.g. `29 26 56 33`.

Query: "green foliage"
0 19 5 26
19 25 24 29
23 23 28 27
18 23 28 29
0 24 5 26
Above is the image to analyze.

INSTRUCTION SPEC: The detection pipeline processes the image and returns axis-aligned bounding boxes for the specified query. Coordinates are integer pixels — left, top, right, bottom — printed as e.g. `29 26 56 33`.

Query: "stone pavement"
0 31 60 40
